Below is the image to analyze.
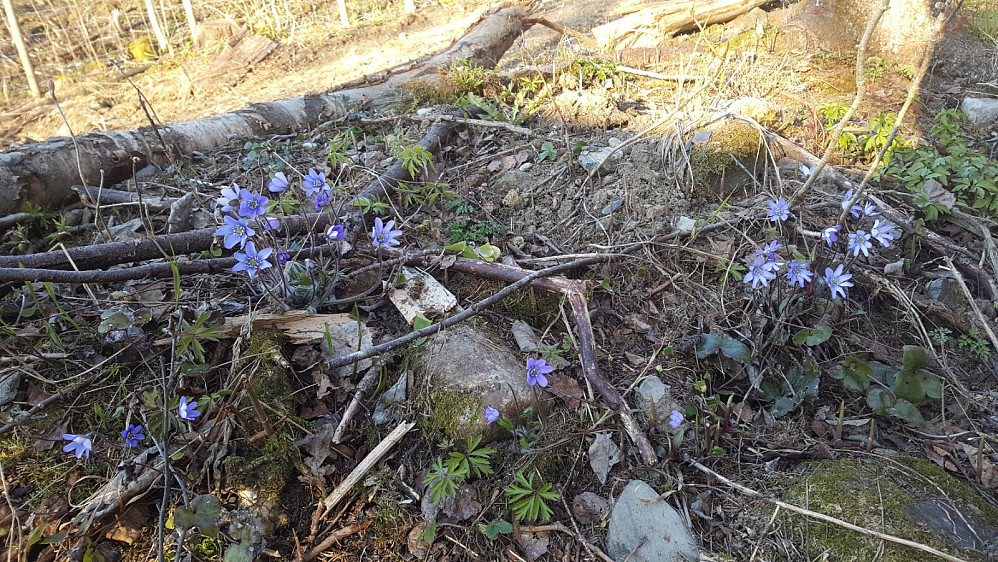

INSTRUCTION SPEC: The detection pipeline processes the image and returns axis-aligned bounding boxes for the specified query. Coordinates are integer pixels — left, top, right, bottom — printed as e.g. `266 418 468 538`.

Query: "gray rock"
607 480 698 562
0 369 21 409
493 170 534 193
635 376 679 433
960 98 998 124
372 372 407 425
415 323 547 439
578 146 623 174
926 277 964 310
511 320 541 352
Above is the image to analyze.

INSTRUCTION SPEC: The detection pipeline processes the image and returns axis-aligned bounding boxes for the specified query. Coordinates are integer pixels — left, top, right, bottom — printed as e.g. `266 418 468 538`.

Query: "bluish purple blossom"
232 241 273 280
669 409 684 428
62 433 92 458
312 191 331 211
325 224 345 240
121 424 145 448
821 225 841 247
238 189 269 219
786 261 814 288
371 217 403 248
526 357 554 387
863 201 880 217
870 219 898 248
261 216 280 231
484 407 500 424
758 240 782 261
842 189 863 218
216 185 240 213
303 168 328 197
823 264 854 300
766 198 790 222
847 230 873 257
178 396 201 421
215 215 254 249
743 256 779 289
267 172 288 193
276 249 291 264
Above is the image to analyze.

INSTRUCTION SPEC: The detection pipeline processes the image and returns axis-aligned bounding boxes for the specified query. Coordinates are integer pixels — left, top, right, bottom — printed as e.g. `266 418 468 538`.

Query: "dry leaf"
546 373 584 409
518 531 550 561
589 432 620 485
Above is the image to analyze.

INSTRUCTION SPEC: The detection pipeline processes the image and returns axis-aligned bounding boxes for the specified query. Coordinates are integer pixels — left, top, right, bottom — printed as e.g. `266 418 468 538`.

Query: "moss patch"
688 118 766 198
422 389 484 441
775 457 994 561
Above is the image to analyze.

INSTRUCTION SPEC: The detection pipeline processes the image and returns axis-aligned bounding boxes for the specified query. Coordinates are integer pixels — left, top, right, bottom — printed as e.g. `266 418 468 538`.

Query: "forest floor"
2 0 998 561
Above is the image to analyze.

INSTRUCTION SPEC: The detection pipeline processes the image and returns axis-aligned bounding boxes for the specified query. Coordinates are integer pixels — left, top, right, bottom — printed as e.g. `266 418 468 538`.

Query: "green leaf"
830 357 873 391
480 519 513 540
889 399 925 425
901 345 927 374
866 387 896 415
420 521 437 544
224 542 254 562
174 494 223 537
696 332 751 362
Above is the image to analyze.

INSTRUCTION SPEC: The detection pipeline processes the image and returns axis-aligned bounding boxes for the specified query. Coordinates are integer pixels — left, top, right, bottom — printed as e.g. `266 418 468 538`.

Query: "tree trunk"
799 0 935 66
0 8 526 216
2 0 41 98
182 0 198 46
592 0 771 50
144 0 169 52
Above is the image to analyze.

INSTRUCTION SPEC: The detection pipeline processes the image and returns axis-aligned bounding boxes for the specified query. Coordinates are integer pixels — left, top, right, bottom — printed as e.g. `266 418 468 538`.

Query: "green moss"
422 389 483 440
775 458 988 561
688 118 765 198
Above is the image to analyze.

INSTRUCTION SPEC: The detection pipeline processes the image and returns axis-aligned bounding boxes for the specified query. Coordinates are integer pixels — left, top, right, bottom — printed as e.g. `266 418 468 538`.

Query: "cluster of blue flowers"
213 167 406 281
61 396 201 459
746 190 899 302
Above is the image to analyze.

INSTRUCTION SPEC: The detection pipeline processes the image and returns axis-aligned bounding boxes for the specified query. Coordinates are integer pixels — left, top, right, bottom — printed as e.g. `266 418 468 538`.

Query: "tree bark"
2 0 41 98
337 0 350 27
799 0 935 66
592 0 771 50
0 7 526 216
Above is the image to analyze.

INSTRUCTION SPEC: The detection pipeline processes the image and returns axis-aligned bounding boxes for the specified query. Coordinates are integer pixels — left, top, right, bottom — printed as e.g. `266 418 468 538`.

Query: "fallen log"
0 7 526 216
592 0 770 50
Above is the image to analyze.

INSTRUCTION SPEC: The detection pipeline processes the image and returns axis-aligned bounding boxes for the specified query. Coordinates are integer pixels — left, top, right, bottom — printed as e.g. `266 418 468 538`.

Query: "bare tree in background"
2 0 41 97
144 0 169 52
337 0 349 27
182 0 198 45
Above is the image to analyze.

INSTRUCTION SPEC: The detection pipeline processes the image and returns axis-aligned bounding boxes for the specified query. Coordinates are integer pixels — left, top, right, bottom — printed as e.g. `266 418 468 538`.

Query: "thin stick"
788 0 889 208
689 460 969 562
294 521 372 562
943 256 998 355
318 420 415 520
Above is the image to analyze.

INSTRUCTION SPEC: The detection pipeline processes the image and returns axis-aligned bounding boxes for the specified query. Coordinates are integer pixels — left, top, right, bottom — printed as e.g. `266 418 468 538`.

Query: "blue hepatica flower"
325 224 345 240
238 189 269 219
303 168 328 197
120 424 145 448
215 215 254 249
232 241 273 280
758 240 783 261
743 255 778 289
766 198 790 222
261 216 280 231
371 218 403 248
267 172 288 193
276 249 291 264
216 185 240 213
62 433 92 458
484 407 500 424
312 191 331 211
870 219 898 248
847 230 873 257
669 409 684 428
526 357 554 387
178 396 201 421
842 190 864 218
786 261 815 288
823 264 854 300
863 201 880 217
821 225 841 247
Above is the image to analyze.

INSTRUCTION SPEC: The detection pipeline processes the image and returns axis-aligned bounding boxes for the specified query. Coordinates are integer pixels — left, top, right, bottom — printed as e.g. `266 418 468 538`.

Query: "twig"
359 113 534 136
318 420 415 520
567 291 657 465
330 365 381 444
689 459 969 562
943 256 998 356
788 0 889 208
294 521 372 562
